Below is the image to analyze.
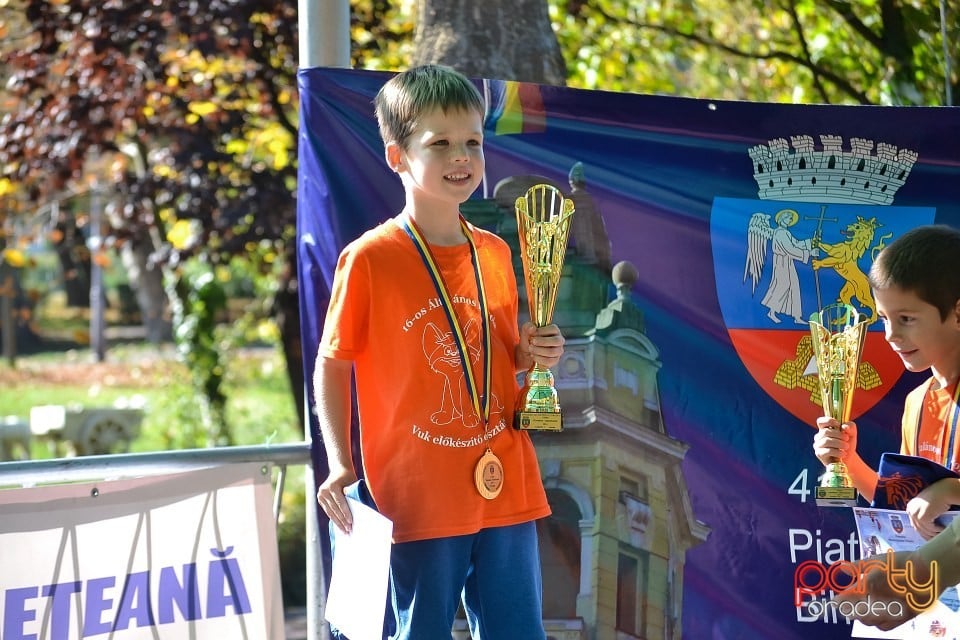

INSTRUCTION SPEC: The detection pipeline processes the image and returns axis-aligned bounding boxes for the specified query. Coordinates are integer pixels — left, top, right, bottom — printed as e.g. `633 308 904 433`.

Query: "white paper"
324 496 394 640
850 508 960 639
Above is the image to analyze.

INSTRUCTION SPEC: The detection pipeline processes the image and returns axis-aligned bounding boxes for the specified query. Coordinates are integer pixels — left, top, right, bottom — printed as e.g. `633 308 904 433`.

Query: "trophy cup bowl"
514 184 574 431
809 302 869 507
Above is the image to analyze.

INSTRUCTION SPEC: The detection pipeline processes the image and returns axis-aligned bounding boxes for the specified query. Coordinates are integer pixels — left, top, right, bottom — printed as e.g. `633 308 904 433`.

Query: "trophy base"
515 411 563 432
815 486 859 508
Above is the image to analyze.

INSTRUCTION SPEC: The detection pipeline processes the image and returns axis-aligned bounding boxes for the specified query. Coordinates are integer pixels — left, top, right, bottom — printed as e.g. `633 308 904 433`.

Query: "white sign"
324 495 393 640
0 463 283 639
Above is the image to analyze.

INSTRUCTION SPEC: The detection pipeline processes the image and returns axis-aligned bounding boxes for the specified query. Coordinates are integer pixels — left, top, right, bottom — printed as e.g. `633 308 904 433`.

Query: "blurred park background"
1 0 956 613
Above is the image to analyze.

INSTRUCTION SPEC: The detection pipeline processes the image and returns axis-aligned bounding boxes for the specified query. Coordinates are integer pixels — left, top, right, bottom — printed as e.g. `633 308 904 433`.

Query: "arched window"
538 488 582 618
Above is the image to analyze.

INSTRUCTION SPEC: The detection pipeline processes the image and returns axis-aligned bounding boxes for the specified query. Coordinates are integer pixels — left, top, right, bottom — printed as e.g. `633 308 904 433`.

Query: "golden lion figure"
812 215 888 323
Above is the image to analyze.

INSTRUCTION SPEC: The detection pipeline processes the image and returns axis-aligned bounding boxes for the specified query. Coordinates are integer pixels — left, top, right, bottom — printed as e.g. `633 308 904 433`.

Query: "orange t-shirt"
900 377 960 473
318 218 551 542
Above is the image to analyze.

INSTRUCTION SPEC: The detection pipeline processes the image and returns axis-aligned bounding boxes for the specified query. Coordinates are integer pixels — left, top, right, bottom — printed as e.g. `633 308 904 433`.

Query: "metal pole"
299 2 350 636
298 0 350 69
0 441 312 486
303 398 326 640
88 185 105 362
1 270 14 366
940 0 953 106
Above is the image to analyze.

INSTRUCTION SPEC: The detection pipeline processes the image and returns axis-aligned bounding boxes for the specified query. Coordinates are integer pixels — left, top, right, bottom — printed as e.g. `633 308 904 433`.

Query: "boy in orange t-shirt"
814 225 960 539
314 65 564 638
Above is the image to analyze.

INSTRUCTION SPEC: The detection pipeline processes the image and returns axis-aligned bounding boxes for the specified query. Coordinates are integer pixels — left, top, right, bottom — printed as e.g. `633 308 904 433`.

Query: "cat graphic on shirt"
422 320 501 427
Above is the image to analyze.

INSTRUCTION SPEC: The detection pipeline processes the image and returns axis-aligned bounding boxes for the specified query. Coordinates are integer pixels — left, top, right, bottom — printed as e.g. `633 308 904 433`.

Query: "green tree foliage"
351 0 417 70
350 0 957 105
0 0 302 443
168 261 230 445
553 0 958 105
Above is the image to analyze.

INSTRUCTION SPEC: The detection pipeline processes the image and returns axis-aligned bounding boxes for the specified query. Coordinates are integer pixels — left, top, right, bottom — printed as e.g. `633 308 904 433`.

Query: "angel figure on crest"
743 208 819 325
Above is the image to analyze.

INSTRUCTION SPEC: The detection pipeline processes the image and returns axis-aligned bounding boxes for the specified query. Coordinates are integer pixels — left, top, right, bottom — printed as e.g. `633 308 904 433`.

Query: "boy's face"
386 106 484 210
874 284 960 378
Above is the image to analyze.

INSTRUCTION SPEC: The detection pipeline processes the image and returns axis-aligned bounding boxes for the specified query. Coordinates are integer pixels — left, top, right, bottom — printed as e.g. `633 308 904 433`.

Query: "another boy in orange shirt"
814 225 960 539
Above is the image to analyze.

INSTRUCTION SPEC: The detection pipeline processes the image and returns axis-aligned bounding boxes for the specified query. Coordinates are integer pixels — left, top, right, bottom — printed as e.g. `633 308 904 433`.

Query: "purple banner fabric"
297 66 960 638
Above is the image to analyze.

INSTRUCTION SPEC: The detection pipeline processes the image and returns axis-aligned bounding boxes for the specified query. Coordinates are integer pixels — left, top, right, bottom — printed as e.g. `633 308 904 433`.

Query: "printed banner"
0 464 283 639
297 67 960 638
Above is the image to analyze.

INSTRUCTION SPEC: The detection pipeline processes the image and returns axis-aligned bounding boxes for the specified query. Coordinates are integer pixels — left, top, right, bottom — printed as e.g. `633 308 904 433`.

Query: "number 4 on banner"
788 469 811 502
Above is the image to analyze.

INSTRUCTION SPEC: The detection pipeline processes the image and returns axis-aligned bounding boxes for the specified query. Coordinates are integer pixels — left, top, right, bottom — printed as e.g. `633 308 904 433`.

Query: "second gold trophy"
514 184 574 431
810 302 869 507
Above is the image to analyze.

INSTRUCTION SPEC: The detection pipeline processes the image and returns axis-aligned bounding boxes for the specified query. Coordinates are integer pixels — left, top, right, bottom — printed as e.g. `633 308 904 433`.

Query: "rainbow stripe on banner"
487 80 546 135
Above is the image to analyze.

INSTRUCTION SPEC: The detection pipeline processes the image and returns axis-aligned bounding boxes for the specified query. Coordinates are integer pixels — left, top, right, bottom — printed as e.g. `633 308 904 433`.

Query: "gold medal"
474 448 504 499
404 217 503 499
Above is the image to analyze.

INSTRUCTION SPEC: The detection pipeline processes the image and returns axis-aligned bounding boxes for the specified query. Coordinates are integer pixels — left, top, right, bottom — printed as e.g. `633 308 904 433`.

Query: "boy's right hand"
813 417 858 466
831 549 929 630
317 467 358 534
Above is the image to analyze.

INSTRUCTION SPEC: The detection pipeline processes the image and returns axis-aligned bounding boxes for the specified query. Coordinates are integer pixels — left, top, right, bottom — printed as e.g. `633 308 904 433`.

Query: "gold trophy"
514 184 574 431
809 302 869 507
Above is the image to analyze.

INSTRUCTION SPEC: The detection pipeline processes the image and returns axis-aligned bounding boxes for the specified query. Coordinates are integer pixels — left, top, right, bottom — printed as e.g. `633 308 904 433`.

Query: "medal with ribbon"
402 215 504 499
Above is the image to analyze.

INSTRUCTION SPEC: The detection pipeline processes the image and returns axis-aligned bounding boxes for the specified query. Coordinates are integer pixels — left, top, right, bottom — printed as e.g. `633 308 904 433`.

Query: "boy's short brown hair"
869 224 960 320
374 65 485 149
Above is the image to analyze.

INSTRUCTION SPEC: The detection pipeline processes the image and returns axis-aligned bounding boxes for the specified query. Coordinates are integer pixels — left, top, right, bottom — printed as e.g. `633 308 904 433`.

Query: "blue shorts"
388 521 546 640
329 481 545 640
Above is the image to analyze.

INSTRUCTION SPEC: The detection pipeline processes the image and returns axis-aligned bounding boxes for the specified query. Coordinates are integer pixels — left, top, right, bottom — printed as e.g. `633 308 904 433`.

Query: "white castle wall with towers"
748 135 917 205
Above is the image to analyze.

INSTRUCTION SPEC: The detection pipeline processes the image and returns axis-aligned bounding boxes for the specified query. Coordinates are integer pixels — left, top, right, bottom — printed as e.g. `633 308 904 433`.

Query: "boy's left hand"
907 479 958 540
520 321 565 369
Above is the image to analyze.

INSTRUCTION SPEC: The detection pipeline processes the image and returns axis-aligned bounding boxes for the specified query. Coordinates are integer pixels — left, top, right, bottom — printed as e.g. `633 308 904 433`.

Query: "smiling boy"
313 65 564 639
814 225 960 539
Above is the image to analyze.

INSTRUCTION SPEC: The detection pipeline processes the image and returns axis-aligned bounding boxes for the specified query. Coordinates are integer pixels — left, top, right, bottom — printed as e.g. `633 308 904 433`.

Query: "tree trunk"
411 0 566 85
119 232 170 343
52 216 92 308
275 246 305 430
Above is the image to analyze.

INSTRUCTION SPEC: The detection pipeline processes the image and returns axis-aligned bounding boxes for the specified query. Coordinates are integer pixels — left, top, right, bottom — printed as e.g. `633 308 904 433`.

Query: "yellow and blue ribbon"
402 216 492 425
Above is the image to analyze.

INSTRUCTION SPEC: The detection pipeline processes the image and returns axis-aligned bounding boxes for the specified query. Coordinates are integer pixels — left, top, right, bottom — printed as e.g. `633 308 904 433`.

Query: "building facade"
456 171 709 640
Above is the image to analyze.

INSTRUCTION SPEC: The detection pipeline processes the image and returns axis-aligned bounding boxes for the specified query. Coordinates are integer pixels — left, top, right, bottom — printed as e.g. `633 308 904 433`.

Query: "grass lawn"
0 342 303 449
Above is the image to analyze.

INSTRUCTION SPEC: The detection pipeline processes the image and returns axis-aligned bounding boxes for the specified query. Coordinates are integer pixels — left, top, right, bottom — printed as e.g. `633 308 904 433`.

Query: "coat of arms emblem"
711 134 935 424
